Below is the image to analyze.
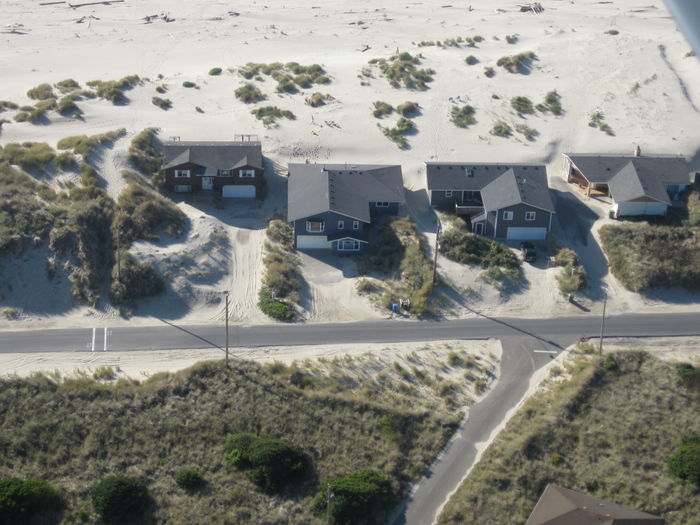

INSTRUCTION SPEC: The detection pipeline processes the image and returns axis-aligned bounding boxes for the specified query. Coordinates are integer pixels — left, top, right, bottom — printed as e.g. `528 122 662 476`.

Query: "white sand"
1 0 699 331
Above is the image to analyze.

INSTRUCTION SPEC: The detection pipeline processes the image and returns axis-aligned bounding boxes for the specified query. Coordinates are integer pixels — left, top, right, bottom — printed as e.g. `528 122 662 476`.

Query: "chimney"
634 145 641 157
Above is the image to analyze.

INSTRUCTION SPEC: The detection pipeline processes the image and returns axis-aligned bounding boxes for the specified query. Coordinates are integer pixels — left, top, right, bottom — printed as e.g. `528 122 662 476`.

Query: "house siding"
293 211 367 251
164 164 263 194
370 202 399 216
493 203 551 239
430 190 458 208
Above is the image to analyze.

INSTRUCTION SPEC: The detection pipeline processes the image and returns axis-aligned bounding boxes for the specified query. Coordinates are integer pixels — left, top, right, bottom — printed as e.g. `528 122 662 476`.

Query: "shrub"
27 83 55 100
152 96 172 110
496 51 537 73
128 128 163 175
505 34 519 44
174 469 205 491
675 363 700 390
208 67 222 76
0 100 19 111
93 366 117 380
223 433 308 493
511 96 534 115
91 475 150 525
57 95 82 117
514 123 538 141
0 477 63 524
667 435 700 485
235 83 266 103
379 118 415 148
57 129 126 158
55 78 81 93
440 225 519 270
372 101 394 118
266 219 293 249
491 120 512 137
605 29 619 35
250 106 295 127
155 85 167 94
396 101 420 117
258 288 295 321
0 142 55 169
484 66 495 78
182 81 197 88
465 55 479 65
556 264 586 294
538 90 562 115
55 151 76 170
306 92 333 107
87 75 140 104
311 469 392 525
450 105 476 127
368 52 435 90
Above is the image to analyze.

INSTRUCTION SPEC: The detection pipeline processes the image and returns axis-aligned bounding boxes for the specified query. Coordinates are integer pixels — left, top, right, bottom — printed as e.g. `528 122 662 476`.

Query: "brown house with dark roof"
162 136 263 198
526 484 665 525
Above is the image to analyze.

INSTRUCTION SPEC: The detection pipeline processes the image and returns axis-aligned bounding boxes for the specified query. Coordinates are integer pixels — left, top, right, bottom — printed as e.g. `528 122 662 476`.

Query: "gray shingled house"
525 484 664 525
162 136 263 197
287 164 404 252
426 162 555 240
563 150 691 217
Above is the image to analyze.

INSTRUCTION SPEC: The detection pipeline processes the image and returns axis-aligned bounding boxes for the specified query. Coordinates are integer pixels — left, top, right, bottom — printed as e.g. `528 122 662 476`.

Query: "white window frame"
375 202 390 208
306 220 324 233
239 169 256 178
337 220 345 230
445 190 453 198
503 211 514 220
174 169 191 178
338 240 360 251
525 211 536 221
352 220 360 230
219 169 230 177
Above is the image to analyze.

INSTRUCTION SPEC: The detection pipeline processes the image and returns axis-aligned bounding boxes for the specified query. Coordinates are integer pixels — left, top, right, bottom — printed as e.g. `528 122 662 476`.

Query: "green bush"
0 142 55 169
514 123 538 141
266 219 293 249
396 101 420 117
27 83 55 100
440 225 519 270
55 78 81 93
306 92 333 107
250 106 295 127
465 55 479 65
258 288 295 321
57 129 126 158
606 29 620 35
484 66 495 78
505 34 519 44
539 90 562 115
0 477 63 524
311 469 392 525
491 120 512 137
511 96 534 115
0 100 19 111
372 101 394 118
235 83 266 103
152 96 172 110
675 363 700 390
91 475 150 525
496 51 537 73
369 52 435 90
380 118 415 148
208 67 222 76
87 75 140 104
182 81 197 88
450 105 476 127
668 435 700 485
55 151 76 170
174 469 205 491
56 95 82 117
223 433 308 493
128 128 163 175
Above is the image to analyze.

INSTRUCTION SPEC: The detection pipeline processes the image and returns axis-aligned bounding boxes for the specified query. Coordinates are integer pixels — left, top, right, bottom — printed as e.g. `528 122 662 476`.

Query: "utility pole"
432 219 442 284
326 486 334 525
598 287 607 355
224 291 230 367
116 227 121 282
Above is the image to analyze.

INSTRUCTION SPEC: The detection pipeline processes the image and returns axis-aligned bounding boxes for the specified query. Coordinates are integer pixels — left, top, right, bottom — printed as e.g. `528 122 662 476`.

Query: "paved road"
1 311 698 353
1 311 698 525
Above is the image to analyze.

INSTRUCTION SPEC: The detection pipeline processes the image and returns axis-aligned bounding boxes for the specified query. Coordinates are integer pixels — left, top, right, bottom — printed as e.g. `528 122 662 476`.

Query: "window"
445 190 453 198
503 211 514 220
219 169 230 177
338 240 360 251
338 220 345 230
375 202 390 207
239 169 255 178
525 211 536 221
306 220 324 233
174 169 190 178
175 185 191 193
352 220 360 230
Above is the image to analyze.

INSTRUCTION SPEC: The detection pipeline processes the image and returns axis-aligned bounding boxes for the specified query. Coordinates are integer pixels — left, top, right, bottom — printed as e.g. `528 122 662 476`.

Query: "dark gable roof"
608 162 671 204
564 154 690 186
525 484 665 525
480 167 555 213
426 162 547 192
163 140 263 170
287 164 405 223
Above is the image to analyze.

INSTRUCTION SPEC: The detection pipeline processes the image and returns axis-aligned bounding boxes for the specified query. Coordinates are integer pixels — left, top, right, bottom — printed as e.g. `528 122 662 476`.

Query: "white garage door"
615 201 667 216
222 185 256 198
296 235 331 249
506 227 547 240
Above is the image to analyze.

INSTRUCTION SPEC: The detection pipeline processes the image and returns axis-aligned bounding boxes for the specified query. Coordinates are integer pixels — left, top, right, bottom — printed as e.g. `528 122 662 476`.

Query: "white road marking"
533 349 558 353
103 327 108 352
91 328 96 352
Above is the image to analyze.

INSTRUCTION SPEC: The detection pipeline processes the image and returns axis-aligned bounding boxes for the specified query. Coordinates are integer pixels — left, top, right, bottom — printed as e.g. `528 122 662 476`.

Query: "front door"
202 177 214 190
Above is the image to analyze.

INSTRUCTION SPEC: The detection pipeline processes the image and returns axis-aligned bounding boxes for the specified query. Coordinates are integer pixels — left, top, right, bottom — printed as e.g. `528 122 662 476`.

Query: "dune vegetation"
437 350 700 525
